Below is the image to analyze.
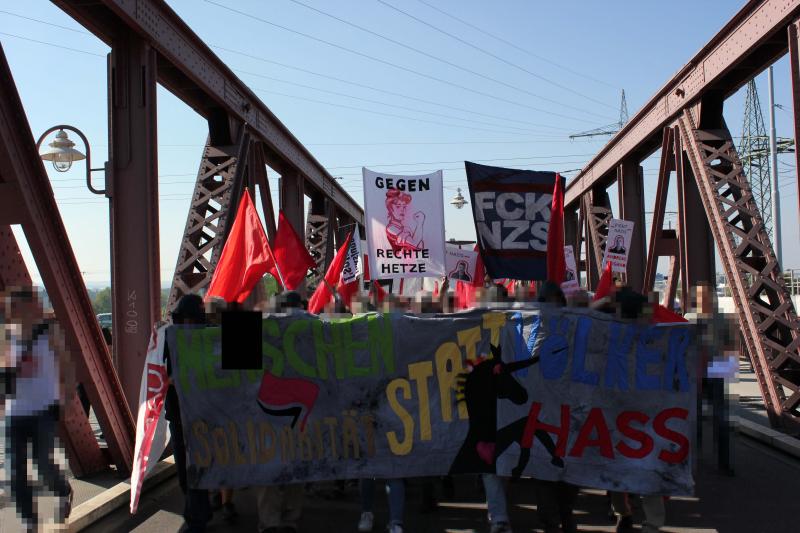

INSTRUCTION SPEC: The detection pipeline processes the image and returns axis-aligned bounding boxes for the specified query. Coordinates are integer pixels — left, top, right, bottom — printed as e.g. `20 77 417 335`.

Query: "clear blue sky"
2 0 798 287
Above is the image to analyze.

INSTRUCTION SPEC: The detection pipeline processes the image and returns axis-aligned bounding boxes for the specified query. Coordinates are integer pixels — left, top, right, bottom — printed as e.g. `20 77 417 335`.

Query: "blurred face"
7 294 42 324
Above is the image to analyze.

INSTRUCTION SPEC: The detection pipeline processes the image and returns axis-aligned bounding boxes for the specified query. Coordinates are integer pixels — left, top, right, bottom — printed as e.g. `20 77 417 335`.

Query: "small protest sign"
445 245 478 282
602 218 635 273
561 245 579 294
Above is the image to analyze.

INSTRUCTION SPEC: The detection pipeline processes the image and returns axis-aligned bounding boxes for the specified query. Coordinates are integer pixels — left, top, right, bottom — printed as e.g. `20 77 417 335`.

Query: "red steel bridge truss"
0 0 798 476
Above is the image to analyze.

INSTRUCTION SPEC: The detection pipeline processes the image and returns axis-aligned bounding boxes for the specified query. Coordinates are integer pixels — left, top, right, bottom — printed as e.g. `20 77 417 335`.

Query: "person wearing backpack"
2 287 73 532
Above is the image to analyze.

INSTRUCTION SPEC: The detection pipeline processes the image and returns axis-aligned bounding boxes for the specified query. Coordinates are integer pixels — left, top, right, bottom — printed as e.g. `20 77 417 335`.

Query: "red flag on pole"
308 232 353 314
205 191 273 303
593 261 615 301
336 275 360 309
370 280 387 305
546 173 566 284
269 211 316 290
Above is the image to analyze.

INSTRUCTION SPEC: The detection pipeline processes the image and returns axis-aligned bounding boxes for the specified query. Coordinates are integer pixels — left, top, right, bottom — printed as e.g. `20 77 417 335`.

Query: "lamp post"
36 125 107 195
450 187 467 209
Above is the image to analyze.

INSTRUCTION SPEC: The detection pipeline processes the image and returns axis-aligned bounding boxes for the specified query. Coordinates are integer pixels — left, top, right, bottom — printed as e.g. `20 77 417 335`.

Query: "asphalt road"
83 433 799 533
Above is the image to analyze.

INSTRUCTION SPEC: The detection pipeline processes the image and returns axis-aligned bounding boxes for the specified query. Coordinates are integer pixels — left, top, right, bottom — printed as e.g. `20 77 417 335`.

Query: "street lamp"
450 187 467 209
36 125 106 195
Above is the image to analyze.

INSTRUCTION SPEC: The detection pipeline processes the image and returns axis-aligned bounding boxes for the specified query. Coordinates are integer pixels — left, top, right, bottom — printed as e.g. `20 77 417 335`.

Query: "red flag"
308 232 353 314
370 280 387 304
593 261 615 301
205 192 273 303
336 277 359 309
651 303 687 324
456 245 485 309
547 173 566 284
269 211 316 290
455 281 476 310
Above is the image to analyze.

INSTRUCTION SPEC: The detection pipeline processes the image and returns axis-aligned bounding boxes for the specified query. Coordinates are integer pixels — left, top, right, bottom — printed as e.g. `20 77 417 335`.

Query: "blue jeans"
482 474 509 524
361 478 405 526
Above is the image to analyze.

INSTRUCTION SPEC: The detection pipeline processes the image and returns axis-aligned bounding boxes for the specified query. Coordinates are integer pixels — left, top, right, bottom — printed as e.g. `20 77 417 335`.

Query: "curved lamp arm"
36 124 106 195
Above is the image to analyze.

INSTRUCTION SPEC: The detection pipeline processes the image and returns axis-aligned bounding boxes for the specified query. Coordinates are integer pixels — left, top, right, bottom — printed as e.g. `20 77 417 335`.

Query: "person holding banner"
600 287 668 533
164 294 213 533
534 282 579 533
255 291 308 533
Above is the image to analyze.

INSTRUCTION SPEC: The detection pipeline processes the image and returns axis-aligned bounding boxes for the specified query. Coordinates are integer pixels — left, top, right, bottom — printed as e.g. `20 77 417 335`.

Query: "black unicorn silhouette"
449 343 564 477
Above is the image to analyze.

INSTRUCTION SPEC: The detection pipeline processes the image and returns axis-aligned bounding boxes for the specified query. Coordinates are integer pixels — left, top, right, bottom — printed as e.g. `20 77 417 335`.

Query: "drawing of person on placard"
385 189 426 252
564 268 576 281
609 234 626 254
448 260 472 282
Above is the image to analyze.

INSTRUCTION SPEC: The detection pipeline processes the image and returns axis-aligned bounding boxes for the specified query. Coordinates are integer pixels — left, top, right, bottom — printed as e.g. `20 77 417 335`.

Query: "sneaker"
387 524 403 533
490 522 512 533
222 502 238 524
358 511 374 532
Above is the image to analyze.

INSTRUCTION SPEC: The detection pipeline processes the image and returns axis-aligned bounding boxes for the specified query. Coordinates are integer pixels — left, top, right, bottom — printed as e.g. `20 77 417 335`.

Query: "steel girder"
107 33 162 414
566 0 800 207
166 133 249 315
0 44 135 473
52 0 363 227
678 109 800 429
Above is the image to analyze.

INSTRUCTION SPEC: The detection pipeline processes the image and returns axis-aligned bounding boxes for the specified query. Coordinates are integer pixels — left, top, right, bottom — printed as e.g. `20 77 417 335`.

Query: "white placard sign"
341 226 362 285
363 168 446 279
602 218 635 273
561 245 580 294
445 245 478 282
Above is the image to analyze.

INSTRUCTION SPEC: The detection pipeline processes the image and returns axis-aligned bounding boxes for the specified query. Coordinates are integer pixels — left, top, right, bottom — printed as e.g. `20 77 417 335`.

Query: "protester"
164 293 213 533
1 287 73 532
602 286 667 533
685 283 737 474
255 290 308 533
532 281 579 533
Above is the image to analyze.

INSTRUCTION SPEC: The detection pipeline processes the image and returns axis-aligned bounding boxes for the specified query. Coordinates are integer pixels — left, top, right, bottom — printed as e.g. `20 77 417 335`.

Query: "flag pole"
271 254 288 290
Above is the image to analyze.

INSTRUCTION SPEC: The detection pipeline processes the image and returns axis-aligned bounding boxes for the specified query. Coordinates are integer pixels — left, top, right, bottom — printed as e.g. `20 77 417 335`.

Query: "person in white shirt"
2 287 73 531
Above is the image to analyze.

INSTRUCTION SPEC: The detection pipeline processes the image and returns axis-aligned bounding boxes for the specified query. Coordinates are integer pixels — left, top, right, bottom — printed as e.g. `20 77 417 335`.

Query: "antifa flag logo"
257 371 320 431
464 161 562 281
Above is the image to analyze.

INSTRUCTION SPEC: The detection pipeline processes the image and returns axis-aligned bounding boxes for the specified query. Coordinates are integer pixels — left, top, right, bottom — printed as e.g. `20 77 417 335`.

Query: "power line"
375 0 617 110
0 31 105 57
328 153 597 171
413 0 618 90
0 9 91 34
202 0 606 124
243 76 559 135
250 86 559 135
227 60 572 132
280 0 614 120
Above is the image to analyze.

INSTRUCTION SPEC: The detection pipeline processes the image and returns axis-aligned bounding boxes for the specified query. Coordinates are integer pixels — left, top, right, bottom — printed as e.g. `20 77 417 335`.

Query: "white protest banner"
445 245 478 282
561 245 579 294
602 218 635 273
363 168 446 279
341 226 362 285
130 323 171 513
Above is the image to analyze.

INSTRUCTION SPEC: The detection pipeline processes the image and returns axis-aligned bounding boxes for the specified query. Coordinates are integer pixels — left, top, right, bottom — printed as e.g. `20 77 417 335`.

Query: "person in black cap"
164 294 213 533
